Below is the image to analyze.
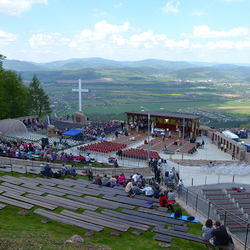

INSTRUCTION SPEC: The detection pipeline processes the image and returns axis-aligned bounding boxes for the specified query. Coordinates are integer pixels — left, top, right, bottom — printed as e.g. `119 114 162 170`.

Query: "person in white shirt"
132 173 140 183
85 154 90 162
141 184 154 197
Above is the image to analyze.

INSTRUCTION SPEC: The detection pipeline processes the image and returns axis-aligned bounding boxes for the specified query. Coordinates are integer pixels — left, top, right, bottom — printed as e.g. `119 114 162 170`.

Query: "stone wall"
200 125 247 162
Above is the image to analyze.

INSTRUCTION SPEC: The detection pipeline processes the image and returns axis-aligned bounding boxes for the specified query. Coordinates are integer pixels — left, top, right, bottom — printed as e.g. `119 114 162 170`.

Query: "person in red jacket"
159 190 175 213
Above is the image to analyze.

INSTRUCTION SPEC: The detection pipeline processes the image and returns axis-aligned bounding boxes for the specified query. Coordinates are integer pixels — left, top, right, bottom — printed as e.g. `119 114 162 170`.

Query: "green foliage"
0 68 29 119
28 74 51 117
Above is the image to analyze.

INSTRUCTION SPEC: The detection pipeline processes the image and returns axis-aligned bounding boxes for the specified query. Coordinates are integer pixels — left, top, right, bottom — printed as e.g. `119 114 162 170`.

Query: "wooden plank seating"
224 217 248 224
1 182 45 196
0 195 34 210
201 188 222 194
237 200 250 205
86 183 127 196
153 227 206 244
204 192 226 197
208 197 230 201
231 196 250 200
225 188 246 192
34 208 104 232
56 184 102 197
0 176 24 185
67 195 120 210
138 207 171 218
0 186 25 195
45 194 99 211
202 188 223 192
39 184 75 196
154 234 172 243
18 182 65 197
102 195 153 208
25 194 80 211
153 227 233 249
133 195 159 203
241 206 250 212
227 192 250 196
218 211 243 217
158 207 169 212
212 201 234 206
60 210 130 232
121 209 183 226
215 206 238 211
21 177 56 186
226 224 247 230
83 210 150 231
0 204 6 209
40 184 84 196
2 192 58 210
101 209 167 227
84 195 135 210
173 225 188 233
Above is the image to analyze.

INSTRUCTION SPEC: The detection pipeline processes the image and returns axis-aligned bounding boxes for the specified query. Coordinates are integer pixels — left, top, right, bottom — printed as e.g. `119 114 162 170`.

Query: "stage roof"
125 111 201 120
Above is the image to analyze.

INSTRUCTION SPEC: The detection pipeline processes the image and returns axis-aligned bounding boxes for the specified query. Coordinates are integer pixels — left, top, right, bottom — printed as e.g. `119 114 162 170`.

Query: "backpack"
174 209 182 219
187 216 195 221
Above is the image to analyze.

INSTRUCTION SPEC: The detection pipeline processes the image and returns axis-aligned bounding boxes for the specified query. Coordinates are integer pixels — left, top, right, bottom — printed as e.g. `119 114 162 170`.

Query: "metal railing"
178 186 250 249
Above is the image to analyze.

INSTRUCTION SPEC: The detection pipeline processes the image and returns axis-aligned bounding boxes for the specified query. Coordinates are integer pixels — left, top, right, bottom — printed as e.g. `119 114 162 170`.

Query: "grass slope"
0 173 207 250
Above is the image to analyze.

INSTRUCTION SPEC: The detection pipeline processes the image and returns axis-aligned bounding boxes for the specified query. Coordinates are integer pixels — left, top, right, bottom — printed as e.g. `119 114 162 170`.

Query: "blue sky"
1 0 250 63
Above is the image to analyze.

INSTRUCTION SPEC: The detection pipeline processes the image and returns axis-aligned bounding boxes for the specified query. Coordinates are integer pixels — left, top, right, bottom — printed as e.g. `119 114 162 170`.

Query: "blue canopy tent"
62 128 84 137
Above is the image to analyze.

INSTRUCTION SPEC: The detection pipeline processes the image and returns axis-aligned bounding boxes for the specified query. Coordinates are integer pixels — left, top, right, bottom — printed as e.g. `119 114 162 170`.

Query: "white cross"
72 79 89 112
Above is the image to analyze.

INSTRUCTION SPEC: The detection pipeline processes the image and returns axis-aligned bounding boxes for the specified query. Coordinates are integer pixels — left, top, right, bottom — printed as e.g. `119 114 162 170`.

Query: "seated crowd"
90 171 177 212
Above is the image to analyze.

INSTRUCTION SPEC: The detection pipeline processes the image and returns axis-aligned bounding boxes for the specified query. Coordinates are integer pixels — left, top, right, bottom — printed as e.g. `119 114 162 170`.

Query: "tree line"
0 54 51 120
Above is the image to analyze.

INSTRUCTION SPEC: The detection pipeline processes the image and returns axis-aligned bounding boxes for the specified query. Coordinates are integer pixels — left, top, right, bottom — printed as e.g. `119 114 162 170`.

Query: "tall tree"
0 55 29 119
28 74 51 117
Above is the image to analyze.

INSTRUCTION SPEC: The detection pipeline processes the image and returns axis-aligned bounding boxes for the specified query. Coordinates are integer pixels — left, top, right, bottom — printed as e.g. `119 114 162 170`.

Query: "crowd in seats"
83 141 127 153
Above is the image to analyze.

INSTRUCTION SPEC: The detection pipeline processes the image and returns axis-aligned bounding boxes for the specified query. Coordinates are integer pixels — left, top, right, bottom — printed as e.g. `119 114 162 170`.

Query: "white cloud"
0 29 18 45
161 0 180 14
193 25 249 38
29 32 69 48
206 40 250 50
95 20 129 34
93 9 107 18
192 10 204 16
0 0 48 16
114 3 122 8
71 21 130 46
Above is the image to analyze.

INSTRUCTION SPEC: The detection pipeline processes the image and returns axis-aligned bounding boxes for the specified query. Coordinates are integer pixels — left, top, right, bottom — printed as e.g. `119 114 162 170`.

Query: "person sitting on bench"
159 190 175 213
44 164 53 177
69 165 76 178
141 184 154 197
212 221 230 248
101 174 110 187
125 179 134 196
117 173 127 186
94 174 102 185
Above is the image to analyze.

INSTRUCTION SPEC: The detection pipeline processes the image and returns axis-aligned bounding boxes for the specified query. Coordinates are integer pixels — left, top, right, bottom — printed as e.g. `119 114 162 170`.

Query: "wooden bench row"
34 209 103 232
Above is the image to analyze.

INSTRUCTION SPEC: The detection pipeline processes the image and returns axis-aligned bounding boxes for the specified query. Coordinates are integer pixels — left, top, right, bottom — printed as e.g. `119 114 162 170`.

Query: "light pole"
141 106 164 166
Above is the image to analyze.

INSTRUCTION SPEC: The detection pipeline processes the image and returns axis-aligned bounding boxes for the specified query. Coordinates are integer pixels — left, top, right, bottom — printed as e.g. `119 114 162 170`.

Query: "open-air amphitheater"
1 117 250 249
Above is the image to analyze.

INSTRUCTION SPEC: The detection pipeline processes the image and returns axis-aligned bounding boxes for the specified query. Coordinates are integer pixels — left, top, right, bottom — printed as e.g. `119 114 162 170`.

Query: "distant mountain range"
2 57 250 82
2 57 214 71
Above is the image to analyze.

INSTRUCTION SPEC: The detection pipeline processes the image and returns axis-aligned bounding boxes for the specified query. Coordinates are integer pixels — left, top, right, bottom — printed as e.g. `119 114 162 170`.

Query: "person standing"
232 151 235 160
87 164 93 181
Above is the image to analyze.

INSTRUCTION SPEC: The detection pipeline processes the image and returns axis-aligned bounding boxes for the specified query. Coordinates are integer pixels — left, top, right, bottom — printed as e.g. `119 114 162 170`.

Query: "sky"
1 0 250 64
